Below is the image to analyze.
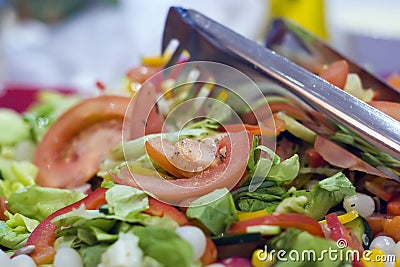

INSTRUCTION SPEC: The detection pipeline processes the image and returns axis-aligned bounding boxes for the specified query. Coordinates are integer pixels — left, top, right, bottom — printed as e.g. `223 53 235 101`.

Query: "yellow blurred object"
270 0 327 39
237 209 268 221
141 55 167 67
319 210 359 225
252 249 274 267
361 249 385 267
395 257 400 267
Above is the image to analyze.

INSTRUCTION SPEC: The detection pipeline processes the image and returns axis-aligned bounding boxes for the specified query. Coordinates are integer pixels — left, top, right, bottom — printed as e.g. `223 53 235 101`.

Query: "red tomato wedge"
222 115 285 137
34 95 131 188
26 187 108 265
387 195 400 216
313 135 390 178
368 101 400 121
227 213 324 237
111 131 251 205
144 197 189 226
319 60 349 89
123 82 164 140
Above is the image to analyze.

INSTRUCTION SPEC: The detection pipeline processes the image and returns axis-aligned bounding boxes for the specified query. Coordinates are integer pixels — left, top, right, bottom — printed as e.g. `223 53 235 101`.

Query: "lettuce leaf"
133 226 193 267
0 109 30 146
0 158 37 198
0 212 39 250
104 184 149 217
7 186 85 221
186 188 237 235
274 172 356 220
23 91 80 143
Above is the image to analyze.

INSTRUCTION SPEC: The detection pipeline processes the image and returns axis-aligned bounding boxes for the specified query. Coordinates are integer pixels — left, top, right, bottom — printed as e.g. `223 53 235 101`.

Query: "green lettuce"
104 184 149 217
51 186 191 267
242 140 300 190
0 158 38 198
233 181 287 213
268 228 351 267
274 172 356 220
23 91 80 142
186 188 237 235
0 109 30 146
7 185 85 221
133 226 193 267
0 212 39 250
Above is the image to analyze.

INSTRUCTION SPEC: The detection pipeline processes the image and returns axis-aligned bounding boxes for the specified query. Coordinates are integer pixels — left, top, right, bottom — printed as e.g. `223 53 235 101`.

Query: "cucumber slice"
344 216 372 249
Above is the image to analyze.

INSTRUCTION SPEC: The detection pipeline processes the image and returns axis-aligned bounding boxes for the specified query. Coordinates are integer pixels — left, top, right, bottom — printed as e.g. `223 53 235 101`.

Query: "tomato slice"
222 115 285 137
227 213 324 237
368 101 400 121
144 197 189 226
387 195 400 216
305 148 328 168
123 82 164 140
319 60 349 89
145 135 221 178
35 95 131 188
111 131 251 205
314 135 390 178
26 187 107 265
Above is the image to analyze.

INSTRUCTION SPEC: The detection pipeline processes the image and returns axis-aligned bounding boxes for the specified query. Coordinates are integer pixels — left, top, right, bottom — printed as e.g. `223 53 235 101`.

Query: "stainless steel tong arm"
162 7 400 160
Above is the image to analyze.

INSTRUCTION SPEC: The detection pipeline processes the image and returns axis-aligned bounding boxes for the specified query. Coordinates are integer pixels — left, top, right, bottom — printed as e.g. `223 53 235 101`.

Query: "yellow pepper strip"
361 249 385 267
319 210 359 225
141 54 169 67
237 209 268 221
252 249 274 267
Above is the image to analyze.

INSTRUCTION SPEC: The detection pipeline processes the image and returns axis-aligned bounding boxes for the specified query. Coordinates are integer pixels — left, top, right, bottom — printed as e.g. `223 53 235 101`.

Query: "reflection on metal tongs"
161 7 400 164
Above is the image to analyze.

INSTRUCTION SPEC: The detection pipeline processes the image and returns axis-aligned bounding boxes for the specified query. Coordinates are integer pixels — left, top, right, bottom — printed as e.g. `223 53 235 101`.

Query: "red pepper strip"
144 197 189 226
0 196 8 221
26 187 108 265
325 213 364 267
227 213 324 237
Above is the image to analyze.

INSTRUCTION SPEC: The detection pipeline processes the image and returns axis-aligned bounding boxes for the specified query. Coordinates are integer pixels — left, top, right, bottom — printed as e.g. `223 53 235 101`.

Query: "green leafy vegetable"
7 185 85 221
268 228 351 267
186 188 237 235
0 158 38 198
104 185 149 217
0 212 39 250
274 172 356 220
133 226 193 267
0 109 30 146
23 91 80 142
234 183 287 213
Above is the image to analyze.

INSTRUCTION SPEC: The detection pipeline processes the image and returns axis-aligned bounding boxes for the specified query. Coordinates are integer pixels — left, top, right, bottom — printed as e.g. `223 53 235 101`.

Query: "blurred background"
0 0 399 94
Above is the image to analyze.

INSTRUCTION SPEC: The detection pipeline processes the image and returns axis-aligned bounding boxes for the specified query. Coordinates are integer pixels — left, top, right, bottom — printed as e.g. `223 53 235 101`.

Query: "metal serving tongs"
265 18 400 101
161 7 400 162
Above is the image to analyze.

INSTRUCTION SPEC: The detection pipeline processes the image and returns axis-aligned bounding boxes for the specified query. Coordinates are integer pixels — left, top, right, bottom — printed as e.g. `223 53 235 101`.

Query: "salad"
0 57 400 267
